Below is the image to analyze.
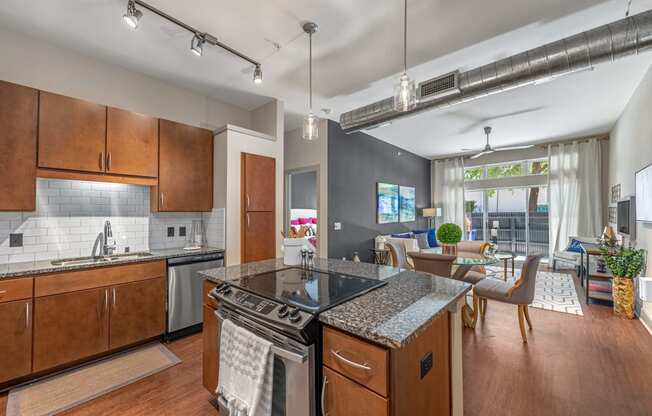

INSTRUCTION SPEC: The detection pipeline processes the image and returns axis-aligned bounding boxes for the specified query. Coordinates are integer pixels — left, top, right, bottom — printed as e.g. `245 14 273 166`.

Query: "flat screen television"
636 163 652 223
617 196 636 240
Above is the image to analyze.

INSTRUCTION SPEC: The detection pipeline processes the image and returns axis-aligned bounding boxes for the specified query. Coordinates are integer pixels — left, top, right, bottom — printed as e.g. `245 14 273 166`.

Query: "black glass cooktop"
235 267 387 314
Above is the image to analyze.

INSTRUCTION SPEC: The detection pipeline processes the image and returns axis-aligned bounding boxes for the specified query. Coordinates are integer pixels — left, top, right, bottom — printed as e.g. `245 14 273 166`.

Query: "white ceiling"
0 0 651 158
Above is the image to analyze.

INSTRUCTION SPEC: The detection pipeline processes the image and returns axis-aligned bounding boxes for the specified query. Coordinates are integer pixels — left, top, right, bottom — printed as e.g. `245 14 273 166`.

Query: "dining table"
419 247 499 328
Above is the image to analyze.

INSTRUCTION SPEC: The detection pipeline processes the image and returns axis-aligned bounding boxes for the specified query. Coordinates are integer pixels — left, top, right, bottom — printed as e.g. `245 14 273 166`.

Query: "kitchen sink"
51 252 153 267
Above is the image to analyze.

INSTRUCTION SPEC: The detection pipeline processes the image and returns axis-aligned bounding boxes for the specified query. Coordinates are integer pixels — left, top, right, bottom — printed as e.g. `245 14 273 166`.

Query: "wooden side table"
369 248 390 265
495 252 515 281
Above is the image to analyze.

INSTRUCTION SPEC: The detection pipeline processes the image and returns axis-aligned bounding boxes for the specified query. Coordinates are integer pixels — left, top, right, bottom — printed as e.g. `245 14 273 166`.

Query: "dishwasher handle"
167 253 224 267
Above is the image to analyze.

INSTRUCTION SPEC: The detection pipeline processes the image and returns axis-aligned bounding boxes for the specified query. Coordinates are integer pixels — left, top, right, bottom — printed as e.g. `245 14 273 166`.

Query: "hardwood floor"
463 267 652 416
0 267 650 415
0 335 217 416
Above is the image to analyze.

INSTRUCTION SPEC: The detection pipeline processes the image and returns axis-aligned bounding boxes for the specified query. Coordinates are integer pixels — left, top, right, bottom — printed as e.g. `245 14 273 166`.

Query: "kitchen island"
201 258 470 416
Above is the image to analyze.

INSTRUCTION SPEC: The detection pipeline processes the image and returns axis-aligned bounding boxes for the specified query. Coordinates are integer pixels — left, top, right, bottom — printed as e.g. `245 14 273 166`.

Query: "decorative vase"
441 244 457 255
612 277 635 319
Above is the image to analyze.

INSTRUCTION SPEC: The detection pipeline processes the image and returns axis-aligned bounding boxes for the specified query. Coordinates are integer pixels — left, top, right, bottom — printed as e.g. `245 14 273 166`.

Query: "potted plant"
436 223 462 255
601 246 646 319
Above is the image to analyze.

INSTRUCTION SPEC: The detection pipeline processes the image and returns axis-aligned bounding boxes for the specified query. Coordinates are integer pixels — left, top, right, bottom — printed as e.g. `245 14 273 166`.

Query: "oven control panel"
210 283 312 329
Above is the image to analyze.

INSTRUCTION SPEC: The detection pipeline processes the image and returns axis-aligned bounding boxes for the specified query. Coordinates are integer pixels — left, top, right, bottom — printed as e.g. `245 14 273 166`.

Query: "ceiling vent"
418 71 460 102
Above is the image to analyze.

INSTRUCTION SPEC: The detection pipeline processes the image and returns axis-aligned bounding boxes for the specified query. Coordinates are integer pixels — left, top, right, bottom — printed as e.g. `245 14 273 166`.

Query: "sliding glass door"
464 186 549 259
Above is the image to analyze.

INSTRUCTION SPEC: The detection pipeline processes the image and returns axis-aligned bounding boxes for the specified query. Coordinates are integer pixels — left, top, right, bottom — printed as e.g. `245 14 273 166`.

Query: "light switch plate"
334 222 342 231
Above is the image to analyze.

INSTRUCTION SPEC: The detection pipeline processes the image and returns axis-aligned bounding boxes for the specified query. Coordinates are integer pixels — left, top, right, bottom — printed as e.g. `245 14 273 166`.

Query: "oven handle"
215 309 308 364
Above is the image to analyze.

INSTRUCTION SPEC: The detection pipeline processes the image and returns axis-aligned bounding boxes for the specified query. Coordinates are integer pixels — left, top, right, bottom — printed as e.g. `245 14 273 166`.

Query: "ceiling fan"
469 126 534 159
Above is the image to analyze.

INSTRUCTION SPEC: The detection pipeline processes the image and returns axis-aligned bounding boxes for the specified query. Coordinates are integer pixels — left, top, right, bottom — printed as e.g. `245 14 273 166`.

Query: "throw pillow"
415 233 430 249
566 239 583 253
413 229 438 247
391 232 413 239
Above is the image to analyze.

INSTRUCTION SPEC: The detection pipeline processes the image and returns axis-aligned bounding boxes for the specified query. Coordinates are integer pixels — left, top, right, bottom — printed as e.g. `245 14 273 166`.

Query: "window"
528 159 549 175
486 163 523 179
464 167 483 181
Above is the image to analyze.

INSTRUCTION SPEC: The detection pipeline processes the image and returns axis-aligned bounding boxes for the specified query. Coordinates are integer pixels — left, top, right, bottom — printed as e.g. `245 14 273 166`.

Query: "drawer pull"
331 349 372 371
321 375 329 416
0 290 6 295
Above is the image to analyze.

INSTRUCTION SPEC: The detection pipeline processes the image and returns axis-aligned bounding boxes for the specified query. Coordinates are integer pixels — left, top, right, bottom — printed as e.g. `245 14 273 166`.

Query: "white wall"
609 64 652 330
0 25 252 130
214 125 285 266
284 120 329 257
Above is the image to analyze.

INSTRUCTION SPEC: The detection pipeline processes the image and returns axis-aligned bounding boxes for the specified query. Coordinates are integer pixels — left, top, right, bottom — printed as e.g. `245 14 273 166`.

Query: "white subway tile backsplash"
0 178 223 264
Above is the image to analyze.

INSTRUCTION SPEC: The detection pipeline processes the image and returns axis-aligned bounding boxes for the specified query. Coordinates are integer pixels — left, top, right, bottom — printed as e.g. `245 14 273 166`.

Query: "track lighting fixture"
122 0 142 29
191 34 204 57
253 65 263 84
122 0 262 84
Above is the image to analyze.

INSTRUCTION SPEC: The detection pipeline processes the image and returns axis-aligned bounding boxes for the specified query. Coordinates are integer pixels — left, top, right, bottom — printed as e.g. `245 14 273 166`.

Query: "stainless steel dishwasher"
166 252 224 338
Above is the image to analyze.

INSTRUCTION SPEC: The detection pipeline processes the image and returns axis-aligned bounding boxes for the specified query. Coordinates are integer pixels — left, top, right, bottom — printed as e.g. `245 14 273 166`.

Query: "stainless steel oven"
214 306 316 416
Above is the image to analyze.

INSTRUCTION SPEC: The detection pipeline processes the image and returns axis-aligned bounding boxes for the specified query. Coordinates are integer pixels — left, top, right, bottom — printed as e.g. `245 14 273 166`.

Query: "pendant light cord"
309 31 313 111
403 0 407 73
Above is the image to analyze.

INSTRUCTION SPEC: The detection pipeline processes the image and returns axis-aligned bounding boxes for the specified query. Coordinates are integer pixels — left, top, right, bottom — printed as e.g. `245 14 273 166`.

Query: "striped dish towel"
218 319 274 416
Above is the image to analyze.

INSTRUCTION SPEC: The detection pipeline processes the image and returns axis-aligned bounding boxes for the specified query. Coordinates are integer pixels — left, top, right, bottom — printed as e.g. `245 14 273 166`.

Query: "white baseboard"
640 308 652 336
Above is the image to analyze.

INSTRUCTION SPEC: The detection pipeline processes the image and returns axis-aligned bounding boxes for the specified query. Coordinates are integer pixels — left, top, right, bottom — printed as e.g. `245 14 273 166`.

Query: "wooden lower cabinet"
109 278 166 350
0 300 32 383
322 366 389 416
202 280 219 393
33 287 110 372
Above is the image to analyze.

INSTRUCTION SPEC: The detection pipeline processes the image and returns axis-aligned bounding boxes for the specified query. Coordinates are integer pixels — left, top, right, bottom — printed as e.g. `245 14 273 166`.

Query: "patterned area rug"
484 266 584 316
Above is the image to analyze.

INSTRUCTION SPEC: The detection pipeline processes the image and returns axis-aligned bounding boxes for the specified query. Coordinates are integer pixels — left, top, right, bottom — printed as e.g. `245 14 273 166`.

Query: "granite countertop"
199 258 471 349
0 246 224 279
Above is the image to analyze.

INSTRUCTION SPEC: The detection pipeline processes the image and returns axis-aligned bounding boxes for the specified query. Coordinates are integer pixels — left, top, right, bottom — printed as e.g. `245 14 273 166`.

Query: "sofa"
552 236 599 272
375 229 437 268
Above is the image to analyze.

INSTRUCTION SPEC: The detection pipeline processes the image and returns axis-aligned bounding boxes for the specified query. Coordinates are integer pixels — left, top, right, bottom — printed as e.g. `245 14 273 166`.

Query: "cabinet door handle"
331 349 372 371
247 213 250 228
104 289 109 314
321 375 329 416
160 192 165 209
112 287 117 308
246 194 250 210
100 151 105 171
107 152 112 171
25 302 29 330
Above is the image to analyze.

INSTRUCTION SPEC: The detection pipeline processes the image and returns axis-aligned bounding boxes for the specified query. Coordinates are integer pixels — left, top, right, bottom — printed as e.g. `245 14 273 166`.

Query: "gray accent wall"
290 171 317 209
327 120 431 262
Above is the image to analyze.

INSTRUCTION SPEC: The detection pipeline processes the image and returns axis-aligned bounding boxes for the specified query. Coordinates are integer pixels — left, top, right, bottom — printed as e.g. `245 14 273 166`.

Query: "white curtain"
432 157 465 230
548 139 603 254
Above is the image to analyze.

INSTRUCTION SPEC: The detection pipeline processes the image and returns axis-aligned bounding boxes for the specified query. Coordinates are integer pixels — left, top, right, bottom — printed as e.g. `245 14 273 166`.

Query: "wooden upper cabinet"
243 153 275 212
0 81 37 211
0 300 32 384
109 278 166 350
106 107 158 178
155 119 213 212
38 91 107 173
33 287 110 372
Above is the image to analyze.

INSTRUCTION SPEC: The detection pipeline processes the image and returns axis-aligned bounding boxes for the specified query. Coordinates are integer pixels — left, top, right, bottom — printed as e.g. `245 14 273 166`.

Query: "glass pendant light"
393 0 416 112
302 22 319 141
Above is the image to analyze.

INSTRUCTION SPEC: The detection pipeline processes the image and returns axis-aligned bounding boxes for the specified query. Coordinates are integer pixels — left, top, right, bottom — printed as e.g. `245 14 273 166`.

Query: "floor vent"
418 71 460 102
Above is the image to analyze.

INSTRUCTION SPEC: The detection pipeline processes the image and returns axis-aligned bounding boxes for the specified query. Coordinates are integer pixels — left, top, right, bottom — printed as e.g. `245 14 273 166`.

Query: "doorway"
285 168 319 253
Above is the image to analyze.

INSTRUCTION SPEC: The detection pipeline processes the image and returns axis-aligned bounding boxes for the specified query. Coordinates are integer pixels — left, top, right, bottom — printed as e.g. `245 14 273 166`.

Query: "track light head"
191 34 204 57
123 0 142 29
253 65 263 84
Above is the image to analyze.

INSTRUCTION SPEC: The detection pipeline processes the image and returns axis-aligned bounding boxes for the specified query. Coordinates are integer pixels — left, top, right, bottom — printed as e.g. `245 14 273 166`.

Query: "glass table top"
421 247 499 266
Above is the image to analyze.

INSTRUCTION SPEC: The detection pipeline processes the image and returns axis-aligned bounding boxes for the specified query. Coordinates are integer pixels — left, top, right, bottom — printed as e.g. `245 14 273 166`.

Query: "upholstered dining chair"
386 241 413 270
408 252 457 277
474 254 543 343
456 240 491 282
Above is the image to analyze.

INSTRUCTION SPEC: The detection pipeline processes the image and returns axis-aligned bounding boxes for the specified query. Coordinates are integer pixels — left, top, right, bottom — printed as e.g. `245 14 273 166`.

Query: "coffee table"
495 252 515 281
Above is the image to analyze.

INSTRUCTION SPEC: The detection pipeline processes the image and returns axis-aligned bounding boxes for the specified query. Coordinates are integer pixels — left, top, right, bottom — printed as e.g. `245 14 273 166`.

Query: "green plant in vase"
600 246 646 319
437 223 462 255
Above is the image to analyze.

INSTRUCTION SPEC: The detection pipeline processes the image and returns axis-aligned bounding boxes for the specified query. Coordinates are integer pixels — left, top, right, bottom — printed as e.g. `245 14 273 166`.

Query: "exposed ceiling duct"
340 9 652 133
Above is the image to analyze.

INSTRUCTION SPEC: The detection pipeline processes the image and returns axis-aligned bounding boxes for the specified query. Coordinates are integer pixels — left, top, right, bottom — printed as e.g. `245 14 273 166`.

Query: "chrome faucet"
102 220 116 256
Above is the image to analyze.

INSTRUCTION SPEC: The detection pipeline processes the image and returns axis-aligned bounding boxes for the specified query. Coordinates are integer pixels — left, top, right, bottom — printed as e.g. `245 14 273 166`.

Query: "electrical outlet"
420 352 433 379
167 227 175 237
334 222 342 231
9 233 23 248
179 226 187 237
